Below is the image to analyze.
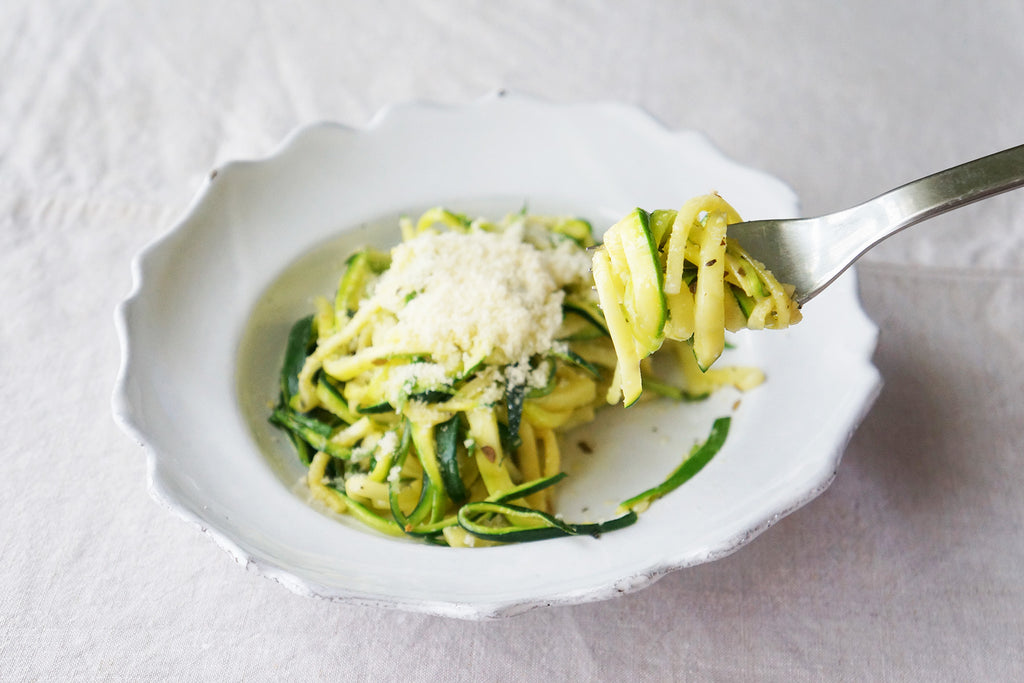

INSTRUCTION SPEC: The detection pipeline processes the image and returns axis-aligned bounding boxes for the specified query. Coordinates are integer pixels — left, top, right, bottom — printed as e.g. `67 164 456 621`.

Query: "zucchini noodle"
592 193 801 406
271 197 799 546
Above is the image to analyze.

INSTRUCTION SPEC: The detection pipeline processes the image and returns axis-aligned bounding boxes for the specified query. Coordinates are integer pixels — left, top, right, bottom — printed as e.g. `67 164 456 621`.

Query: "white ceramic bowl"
113 93 881 619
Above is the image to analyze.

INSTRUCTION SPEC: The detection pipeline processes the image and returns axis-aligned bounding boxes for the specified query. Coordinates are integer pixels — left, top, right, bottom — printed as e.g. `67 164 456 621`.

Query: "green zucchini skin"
357 402 394 414
457 501 638 543
620 416 730 512
435 415 467 504
324 483 404 537
639 376 710 403
316 376 361 423
620 208 667 353
409 389 455 403
552 217 595 246
562 299 609 337
334 252 373 317
388 422 440 535
492 472 566 503
504 382 526 449
269 408 352 460
272 315 328 465
731 286 757 320
451 472 628 542
648 209 676 247
550 347 601 378
280 315 315 403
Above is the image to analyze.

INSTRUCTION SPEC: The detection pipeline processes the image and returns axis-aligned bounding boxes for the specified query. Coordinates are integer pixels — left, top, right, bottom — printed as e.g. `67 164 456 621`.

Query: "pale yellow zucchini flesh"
592 193 801 405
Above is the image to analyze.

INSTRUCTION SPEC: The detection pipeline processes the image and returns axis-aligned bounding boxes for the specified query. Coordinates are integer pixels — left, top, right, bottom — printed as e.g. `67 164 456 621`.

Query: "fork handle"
794 144 1024 302
729 144 1024 303
861 143 1024 242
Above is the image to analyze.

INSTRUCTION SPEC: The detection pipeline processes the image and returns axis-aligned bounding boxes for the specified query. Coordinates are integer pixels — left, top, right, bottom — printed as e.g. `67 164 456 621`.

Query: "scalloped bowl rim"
112 92 881 619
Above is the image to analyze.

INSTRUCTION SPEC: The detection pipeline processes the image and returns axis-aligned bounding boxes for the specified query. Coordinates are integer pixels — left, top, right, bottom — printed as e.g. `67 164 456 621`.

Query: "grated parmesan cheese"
383 362 450 405
504 359 552 390
367 226 591 368
375 430 398 459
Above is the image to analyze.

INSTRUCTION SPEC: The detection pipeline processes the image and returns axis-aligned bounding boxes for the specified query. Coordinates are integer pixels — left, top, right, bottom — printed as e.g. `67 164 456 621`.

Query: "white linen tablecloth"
3 2 1023 680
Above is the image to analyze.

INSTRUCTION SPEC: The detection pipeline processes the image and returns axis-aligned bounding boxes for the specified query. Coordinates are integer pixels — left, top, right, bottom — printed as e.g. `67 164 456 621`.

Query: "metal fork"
727 144 1024 304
